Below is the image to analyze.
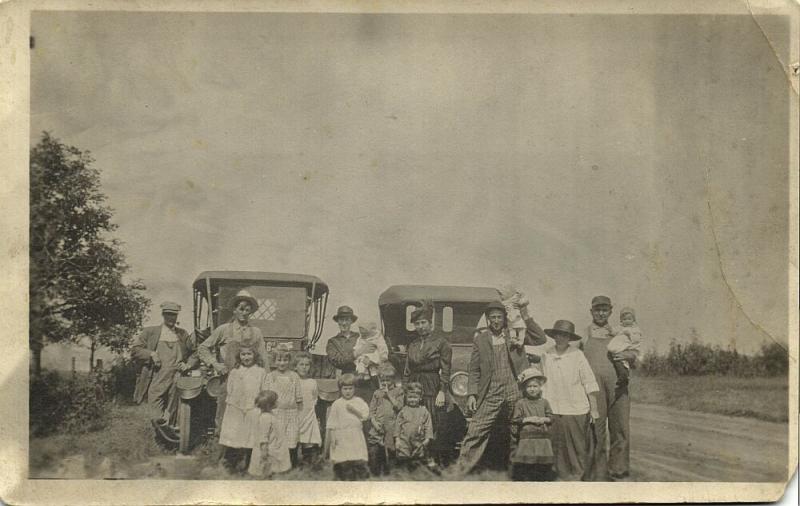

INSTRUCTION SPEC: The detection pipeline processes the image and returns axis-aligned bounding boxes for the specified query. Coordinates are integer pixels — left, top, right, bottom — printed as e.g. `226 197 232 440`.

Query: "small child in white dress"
218 345 266 473
324 373 370 480
294 352 322 466
607 307 644 387
248 390 291 478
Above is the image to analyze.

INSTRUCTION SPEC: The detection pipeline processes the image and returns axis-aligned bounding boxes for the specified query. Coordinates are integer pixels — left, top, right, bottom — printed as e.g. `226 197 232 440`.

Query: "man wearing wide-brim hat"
131 301 198 431
325 305 379 400
456 299 548 474
316 305 370 434
198 289 268 433
325 305 360 376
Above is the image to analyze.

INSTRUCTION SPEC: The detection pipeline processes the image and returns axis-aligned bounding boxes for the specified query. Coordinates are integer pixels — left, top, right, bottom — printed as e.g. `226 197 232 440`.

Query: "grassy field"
29 402 503 480
629 374 789 423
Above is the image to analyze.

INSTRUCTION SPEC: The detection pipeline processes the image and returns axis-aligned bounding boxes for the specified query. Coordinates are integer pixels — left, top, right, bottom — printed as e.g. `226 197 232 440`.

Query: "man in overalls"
131 302 197 437
456 301 547 474
580 295 636 480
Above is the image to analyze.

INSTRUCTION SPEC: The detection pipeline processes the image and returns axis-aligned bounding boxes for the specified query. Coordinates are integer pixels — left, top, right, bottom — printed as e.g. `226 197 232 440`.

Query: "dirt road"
628 403 790 482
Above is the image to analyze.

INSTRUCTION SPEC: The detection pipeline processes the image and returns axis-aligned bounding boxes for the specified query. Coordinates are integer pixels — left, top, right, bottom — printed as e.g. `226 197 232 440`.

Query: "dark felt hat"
484 300 508 316
333 305 358 323
544 320 583 342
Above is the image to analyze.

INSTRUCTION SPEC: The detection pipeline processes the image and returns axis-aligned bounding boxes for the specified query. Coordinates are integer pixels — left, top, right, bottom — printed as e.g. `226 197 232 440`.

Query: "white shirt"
159 324 178 343
541 345 599 415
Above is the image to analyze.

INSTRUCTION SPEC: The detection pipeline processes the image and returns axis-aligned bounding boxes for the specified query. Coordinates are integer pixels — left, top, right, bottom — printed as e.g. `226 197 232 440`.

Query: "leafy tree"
30 132 150 374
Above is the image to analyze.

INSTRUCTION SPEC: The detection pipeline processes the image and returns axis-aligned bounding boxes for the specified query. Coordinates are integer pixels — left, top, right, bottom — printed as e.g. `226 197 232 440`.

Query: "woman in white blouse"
533 320 600 481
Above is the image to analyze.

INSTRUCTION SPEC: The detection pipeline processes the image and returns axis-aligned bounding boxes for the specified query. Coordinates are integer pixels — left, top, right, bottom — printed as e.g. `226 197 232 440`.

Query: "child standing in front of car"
294 352 322 466
509 365 555 481
367 362 405 476
263 344 303 468
248 389 291 478
324 373 371 480
218 345 266 474
394 382 433 472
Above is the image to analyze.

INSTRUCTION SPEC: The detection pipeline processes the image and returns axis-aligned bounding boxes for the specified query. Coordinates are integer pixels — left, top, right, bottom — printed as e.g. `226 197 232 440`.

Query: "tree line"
638 340 789 377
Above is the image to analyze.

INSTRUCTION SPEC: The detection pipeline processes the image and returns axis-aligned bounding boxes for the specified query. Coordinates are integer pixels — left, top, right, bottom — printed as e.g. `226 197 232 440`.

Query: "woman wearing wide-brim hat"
530 320 601 481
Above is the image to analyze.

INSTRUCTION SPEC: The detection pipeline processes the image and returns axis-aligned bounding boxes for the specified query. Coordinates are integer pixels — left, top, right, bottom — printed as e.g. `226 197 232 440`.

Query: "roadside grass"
29 403 164 478
30 402 509 480
629 374 789 423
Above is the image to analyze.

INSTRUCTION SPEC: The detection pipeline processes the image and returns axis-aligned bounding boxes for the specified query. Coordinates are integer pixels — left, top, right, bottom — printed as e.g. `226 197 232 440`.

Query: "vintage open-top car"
378 284 503 459
174 271 330 453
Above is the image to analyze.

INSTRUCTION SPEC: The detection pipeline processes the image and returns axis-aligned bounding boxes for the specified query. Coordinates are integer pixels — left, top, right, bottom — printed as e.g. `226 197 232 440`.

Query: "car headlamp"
450 372 469 398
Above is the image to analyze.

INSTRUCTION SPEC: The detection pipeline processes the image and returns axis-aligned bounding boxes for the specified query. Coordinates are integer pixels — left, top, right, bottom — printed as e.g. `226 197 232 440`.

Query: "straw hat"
231 290 258 312
518 364 547 385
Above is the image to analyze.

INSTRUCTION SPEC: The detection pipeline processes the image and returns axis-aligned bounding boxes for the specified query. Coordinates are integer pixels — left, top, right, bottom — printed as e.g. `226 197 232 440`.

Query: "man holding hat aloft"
132 301 197 429
456 299 547 474
579 295 635 480
534 320 599 481
198 289 268 432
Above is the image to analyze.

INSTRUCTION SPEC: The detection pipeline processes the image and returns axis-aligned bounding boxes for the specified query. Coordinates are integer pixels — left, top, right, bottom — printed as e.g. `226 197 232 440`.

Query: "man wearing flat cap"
456 299 547 474
132 301 197 429
579 295 635 480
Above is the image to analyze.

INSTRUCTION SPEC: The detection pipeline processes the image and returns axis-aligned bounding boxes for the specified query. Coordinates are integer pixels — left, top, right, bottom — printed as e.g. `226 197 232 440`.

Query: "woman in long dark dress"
404 301 453 467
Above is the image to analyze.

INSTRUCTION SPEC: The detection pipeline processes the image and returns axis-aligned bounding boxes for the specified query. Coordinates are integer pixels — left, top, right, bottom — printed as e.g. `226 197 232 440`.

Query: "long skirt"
551 413 592 481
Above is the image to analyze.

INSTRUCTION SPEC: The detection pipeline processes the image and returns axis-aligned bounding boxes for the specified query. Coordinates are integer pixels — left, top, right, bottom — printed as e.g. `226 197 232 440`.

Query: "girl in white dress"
218 345 266 473
248 390 291 478
263 344 303 467
294 352 322 466
324 373 370 480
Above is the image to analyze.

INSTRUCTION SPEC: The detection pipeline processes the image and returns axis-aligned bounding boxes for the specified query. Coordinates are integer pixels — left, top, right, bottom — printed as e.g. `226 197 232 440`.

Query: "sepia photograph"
1 0 798 504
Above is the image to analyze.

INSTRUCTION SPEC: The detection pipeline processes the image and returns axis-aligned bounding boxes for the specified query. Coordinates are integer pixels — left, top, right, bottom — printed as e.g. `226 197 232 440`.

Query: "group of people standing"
131 289 642 481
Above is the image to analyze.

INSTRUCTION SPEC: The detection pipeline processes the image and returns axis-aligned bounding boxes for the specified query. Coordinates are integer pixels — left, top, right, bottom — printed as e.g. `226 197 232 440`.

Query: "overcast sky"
30 12 790 354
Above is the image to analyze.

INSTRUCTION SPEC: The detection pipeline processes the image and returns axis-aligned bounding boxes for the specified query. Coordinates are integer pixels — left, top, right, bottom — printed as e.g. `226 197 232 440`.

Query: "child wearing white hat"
509 365 555 481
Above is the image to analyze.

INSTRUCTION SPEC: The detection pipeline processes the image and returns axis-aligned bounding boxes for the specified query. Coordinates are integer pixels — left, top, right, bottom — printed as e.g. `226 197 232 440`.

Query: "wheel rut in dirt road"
629 403 789 482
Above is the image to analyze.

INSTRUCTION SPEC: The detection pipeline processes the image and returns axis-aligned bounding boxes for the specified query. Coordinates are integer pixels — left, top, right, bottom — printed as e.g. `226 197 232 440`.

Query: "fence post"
71 357 77 377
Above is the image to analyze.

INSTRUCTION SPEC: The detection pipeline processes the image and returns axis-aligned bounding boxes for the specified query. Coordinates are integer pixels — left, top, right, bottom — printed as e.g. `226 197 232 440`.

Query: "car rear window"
392 301 485 346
